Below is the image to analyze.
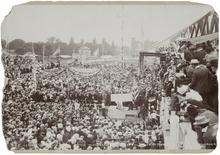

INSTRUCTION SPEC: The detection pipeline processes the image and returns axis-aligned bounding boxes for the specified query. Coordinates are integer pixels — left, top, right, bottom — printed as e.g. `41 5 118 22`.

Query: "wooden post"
42 45 45 69
32 42 37 89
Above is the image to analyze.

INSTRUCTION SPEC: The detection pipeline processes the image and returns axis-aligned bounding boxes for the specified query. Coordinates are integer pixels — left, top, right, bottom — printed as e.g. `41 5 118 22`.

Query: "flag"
132 86 140 101
52 47 60 56
93 48 99 57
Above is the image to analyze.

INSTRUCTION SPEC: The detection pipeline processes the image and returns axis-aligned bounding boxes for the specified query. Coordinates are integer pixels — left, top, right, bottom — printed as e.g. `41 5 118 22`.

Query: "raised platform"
107 106 140 120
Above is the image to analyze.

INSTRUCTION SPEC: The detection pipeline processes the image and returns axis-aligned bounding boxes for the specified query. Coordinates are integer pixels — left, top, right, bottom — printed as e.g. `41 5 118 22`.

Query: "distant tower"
131 37 136 56
141 20 145 50
121 5 124 61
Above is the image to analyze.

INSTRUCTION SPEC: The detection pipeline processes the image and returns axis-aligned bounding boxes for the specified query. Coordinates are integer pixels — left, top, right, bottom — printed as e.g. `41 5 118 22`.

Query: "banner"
68 67 101 77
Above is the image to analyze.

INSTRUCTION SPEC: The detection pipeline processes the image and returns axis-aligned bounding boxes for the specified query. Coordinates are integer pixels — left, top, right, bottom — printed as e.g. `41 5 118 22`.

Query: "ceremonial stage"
107 106 140 120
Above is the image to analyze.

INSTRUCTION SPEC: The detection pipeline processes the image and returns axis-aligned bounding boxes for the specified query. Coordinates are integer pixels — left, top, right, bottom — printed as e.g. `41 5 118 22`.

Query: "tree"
33 42 44 55
45 37 63 56
1 39 6 49
8 39 26 50
24 42 33 53
55 38 62 45
45 44 55 56
15 47 27 55
47 36 56 44
69 37 75 46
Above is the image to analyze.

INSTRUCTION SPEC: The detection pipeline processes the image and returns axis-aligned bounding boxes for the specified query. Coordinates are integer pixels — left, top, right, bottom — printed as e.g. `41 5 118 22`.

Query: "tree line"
1 37 118 56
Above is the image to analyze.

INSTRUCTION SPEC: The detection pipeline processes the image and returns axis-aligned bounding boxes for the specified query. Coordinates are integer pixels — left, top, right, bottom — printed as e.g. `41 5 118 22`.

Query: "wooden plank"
190 24 196 38
201 16 208 35
195 20 203 37
210 15 215 33
213 16 219 32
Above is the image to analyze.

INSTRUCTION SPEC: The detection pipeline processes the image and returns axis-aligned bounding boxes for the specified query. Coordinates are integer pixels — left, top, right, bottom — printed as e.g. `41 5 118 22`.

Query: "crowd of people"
2 52 163 151
159 40 218 149
2 39 218 151
2 55 33 79
3 98 164 150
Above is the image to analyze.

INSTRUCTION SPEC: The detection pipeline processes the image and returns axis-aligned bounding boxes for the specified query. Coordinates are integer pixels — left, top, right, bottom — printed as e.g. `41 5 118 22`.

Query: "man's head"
190 59 200 68
210 59 218 74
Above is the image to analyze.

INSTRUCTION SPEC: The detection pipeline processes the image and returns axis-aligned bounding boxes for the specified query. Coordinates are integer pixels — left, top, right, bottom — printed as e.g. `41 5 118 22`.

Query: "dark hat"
187 105 198 118
210 59 218 67
205 46 214 52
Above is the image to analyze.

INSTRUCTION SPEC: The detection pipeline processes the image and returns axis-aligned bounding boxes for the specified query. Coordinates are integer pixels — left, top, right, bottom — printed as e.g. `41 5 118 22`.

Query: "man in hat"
183 43 195 62
193 46 206 64
204 45 217 63
138 102 148 121
193 115 217 149
189 59 211 104
209 58 218 74
185 59 198 81
207 58 218 114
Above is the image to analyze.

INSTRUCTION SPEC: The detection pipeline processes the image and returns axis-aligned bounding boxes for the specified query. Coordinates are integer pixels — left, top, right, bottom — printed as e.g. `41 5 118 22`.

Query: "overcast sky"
1 3 213 46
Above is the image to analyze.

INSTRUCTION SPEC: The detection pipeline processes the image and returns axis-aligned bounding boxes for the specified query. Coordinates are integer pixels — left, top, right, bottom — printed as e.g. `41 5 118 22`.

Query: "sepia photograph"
1 1 218 153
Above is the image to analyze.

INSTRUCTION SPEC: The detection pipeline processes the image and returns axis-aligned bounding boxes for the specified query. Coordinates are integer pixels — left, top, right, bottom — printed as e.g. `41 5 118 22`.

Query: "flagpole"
66 67 70 100
121 5 124 68
58 44 61 67
42 45 45 69
6 37 9 54
32 42 37 88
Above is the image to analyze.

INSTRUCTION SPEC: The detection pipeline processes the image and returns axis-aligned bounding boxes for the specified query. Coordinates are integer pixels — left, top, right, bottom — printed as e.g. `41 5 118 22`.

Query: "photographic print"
1 1 218 153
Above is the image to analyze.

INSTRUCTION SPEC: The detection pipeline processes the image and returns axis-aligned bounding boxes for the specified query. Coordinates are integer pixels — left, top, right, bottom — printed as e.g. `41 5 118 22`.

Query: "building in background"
78 45 91 64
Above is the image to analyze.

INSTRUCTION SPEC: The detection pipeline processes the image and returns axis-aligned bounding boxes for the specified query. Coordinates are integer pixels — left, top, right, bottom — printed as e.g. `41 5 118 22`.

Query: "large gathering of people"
2 38 218 151
2 52 164 151
159 40 218 149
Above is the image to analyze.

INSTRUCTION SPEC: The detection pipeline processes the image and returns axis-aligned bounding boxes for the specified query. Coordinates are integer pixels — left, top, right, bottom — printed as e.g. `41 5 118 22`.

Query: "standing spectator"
188 59 211 104
208 59 218 114
194 115 217 149
185 60 195 81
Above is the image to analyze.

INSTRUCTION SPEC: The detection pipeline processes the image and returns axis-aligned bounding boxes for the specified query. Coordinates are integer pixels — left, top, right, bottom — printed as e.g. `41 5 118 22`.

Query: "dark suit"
203 123 217 149
185 65 194 80
189 65 211 103
195 123 217 149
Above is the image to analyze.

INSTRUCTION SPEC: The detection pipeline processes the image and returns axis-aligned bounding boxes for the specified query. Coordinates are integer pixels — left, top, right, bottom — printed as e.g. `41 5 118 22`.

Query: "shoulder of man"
194 65 207 71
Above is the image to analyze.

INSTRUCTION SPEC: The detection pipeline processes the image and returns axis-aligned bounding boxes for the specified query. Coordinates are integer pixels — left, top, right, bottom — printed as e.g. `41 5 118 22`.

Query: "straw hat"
190 59 199 64
196 47 204 52
188 44 196 50
193 115 209 125
138 143 147 148
148 97 156 102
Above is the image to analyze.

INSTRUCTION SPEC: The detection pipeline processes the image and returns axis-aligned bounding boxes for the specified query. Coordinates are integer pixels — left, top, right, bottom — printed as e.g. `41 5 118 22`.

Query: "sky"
1 3 213 46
